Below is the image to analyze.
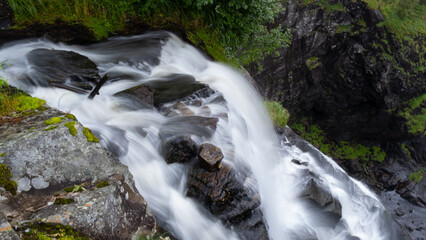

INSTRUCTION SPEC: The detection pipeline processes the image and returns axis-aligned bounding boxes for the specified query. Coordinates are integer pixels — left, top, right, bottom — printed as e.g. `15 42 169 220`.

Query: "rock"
0 212 19 240
301 179 342 216
145 73 207 106
187 164 268 240
26 49 100 89
162 136 197 164
198 143 224 171
0 106 156 239
115 85 155 109
160 116 219 138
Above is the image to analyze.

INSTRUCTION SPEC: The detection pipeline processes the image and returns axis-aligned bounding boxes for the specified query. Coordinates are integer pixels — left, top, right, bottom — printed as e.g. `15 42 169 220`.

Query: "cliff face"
249 0 425 206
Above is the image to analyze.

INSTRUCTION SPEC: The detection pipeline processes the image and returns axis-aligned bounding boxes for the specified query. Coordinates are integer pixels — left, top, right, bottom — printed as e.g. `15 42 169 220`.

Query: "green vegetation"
45 117 62 125
0 164 18 195
54 198 75 205
83 127 99 143
0 152 5 157
65 114 76 120
44 125 59 131
302 0 346 14
408 168 424 182
21 222 89 240
398 94 426 134
335 24 353 34
362 0 425 41
291 122 386 165
8 0 291 65
65 121 77 136
96 180 110 188
305 56 322 71
264 101 290 128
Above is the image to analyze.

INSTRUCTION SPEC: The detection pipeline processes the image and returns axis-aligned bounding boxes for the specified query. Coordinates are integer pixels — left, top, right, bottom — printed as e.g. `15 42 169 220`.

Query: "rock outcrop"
0 107 156 239
249 0 425 207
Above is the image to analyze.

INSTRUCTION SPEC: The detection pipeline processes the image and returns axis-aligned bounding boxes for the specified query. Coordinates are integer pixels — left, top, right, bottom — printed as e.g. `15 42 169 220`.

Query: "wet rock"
26 49 100 89
115 85 155 109
187 164 268 240
162 136 197 164
145 74 207 106
0 106 155 239
160 116 219 138
198 143 224 171
301 179 342 216
396 180 426 208
0 212 19 240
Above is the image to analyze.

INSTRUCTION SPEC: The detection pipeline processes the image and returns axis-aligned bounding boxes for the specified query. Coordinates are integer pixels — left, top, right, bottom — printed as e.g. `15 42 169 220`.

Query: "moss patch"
306 56 322 71
54 198 75 205
291 122 386 165
45 117 63 125
96 180 110 188
44 125 59 131
408 168 424 183
0 152 5 157
0 163 18 195
64 121 77 136
83 127 99 143
398 94 426 135
21 222 89 240
65 114 76 120
264 101 290 128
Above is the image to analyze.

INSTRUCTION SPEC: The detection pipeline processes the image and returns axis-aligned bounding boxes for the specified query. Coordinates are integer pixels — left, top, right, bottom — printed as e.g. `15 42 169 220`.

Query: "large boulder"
187 162 268 240
162 136 198 164
0 107 156 239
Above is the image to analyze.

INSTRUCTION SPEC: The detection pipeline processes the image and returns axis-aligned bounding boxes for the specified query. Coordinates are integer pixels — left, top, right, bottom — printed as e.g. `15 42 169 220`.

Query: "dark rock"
146 74 207 106
396 180 426 208
187 164 268 240
160 116 219 138
0 0 12 31
198 143 224 171
115 85 155 109
301 179 342 216
162 136 197 164
26 49 101 90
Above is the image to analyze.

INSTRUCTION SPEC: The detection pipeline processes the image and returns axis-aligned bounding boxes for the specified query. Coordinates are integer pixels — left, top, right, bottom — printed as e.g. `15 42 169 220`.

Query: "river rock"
26 48 100 89
187 164 268 240
160 116 219 138
198 143 223 171
145 73 207 106
0 106 156 239
162 136 197 164
115 85 155 109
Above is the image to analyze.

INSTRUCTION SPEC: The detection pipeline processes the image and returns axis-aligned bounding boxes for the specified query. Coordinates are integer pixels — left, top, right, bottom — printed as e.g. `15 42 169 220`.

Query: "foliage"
21 222 89 240
8 0 291 65
398 94 426 135
408 168 424 182
264 101 290 128
291 121 386 165
0 164 18 195
305 56 321 71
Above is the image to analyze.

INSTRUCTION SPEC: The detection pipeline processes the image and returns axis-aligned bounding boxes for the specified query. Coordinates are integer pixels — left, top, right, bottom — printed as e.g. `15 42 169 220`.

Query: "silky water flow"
0 32 404 240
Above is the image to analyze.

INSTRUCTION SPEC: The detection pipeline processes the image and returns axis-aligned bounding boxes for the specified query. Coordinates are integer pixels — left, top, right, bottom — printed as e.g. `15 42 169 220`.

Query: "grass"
408 168 424 183
264 101 290 128
291 121 387 165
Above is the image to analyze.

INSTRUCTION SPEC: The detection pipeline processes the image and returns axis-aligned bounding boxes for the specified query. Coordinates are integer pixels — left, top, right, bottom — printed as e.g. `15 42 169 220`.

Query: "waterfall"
0 32 404 240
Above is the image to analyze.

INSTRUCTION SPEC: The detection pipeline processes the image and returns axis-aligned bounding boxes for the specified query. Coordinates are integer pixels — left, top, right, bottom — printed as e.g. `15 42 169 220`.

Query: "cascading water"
0 32 406 240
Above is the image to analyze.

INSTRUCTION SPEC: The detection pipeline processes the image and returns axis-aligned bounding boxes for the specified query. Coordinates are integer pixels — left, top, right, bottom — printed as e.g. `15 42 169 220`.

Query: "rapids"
0 32 406 240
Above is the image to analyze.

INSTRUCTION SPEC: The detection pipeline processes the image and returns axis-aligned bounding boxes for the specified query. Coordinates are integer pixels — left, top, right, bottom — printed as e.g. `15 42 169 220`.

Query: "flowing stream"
0 32 405 240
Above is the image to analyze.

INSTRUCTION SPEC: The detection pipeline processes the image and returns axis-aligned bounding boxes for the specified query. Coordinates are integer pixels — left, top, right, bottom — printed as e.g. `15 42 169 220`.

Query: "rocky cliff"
248 0 425 208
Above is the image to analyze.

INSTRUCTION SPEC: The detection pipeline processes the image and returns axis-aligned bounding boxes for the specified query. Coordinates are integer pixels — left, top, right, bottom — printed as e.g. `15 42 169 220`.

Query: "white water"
0 32 401 240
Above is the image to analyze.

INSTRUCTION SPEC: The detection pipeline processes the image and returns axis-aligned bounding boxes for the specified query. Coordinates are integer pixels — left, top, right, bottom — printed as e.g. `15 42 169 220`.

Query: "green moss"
13 94 46 112
398 94 426 134
96 180 110 188
335 24 353 34
264 101 290 128
306 56 322 71
64 186 74 193
21 222 89 240
65 114 76 120
45 117 63 125
0 152 5 157
0 164 17 195
54 198 75 205
83 127 99 143
290 122 387 165
65 184 86 193
64 121 77 136
408 168 424 183
43 125 59 131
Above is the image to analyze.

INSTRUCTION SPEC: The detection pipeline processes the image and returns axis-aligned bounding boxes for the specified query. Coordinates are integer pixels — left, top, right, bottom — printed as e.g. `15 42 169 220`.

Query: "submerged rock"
115 85 155 109
187 163 268 240
26 48 100 90
198 143 224 171
0 106 156 239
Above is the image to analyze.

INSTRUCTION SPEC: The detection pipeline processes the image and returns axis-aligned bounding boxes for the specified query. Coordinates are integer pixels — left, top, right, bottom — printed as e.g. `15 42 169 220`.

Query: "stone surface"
0 106 156 239
162 136 197 164
187 164 268 240
0 212 19 240
115 85 155 110
198 143 224 171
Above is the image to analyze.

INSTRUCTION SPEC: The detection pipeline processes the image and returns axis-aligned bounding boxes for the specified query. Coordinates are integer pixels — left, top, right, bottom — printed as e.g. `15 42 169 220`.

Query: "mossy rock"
20 222 90 240
0 164 18 195
45 117 63 125
83 127 99 143
65 121 77 136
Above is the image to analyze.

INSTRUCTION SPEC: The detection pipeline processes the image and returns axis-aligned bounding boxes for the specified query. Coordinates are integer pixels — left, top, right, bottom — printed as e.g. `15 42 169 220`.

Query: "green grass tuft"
264 101 290 128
